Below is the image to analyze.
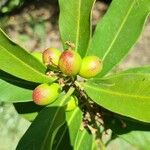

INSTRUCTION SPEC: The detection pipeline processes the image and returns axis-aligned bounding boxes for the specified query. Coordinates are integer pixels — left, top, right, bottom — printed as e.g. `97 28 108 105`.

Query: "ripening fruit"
42 48 61 67
79 56 103 79
32 83 61 105
65 96 78 111
32 51 43 63
58 50 82 76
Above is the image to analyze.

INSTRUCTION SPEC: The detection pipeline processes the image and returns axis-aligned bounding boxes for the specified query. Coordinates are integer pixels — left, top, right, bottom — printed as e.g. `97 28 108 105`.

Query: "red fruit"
58 50 82 76
32 83 61 105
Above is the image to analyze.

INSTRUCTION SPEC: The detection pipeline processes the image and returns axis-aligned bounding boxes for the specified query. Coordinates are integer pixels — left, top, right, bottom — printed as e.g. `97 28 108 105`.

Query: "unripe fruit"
79 56 103 79
32 51 43 63
32 83 61 105
58 50 82 76
42 48 61 67
65 96 78 111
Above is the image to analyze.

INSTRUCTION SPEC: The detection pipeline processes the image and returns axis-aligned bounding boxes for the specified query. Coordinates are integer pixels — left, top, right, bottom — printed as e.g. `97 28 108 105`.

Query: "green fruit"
32 51 43 63
58 50 82 76
42 48 61 67
79 56 103 79
65 96 78 111
32 83 61 105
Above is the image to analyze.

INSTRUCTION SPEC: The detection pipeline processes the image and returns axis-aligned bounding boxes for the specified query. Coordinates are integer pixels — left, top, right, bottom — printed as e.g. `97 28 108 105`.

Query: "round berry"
79 56 103 79
32 83 61 105
58 50 82 76
42 48 61 67
65 96 78 111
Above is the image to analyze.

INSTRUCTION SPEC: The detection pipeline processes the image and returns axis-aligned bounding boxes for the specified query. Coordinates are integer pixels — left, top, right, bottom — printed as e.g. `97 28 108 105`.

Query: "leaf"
52 108 82 150
116 125 150 150
14 102 44 122
0 79 32 103
16 102 94 150
121 65 150 74
16 106 66 150
17 88 77 150
74 129 94 150
0 28 56 83
14 93 68 122
84 73 150 123
120 130 150 150
107 137 138 150
86 0 150 77
13 91 73 122
59 0 96 57
104 116 150 150
54 126 94 150
0 70 38 89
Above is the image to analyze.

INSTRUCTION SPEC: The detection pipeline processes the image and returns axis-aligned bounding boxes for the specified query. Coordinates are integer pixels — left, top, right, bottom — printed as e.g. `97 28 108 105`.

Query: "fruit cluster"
32 46 103 110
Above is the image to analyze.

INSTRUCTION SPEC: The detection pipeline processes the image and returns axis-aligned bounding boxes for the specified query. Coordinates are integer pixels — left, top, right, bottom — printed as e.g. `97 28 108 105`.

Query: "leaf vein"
102 0 136 60
86 84 150 100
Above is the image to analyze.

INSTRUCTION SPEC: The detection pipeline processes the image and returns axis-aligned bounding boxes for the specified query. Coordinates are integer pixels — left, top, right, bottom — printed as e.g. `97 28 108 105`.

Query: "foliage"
0 0 150 149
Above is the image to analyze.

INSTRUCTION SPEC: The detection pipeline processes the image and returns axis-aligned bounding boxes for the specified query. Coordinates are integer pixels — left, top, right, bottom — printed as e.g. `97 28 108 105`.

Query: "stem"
75 81 107 150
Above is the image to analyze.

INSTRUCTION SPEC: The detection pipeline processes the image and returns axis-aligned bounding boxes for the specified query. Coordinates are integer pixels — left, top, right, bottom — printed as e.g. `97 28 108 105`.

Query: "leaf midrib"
0 45 56 82
40 99 66 150
75 0 81 51
75 130 87 150
85 84 150 100
102 0 136 60
55 108 80 150
41 88 75 150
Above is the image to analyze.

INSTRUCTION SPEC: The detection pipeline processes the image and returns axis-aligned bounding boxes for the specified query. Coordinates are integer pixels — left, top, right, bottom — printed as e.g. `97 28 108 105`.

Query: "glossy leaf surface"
105 116 150 150
17 89 83 150
0 28 56 83
17 106 66 150
86 0 150 77
122 65 150 74
0 79 32 103
84 73 150 122
59 0 95 57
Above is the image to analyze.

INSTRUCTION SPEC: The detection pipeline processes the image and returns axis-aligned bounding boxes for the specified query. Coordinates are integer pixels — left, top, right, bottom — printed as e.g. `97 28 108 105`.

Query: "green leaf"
121 65 150 74
52 108 82 150
107 137 139 150
16 106 66 150
59 0 96 57
14 93 69 122
0 28 56 83
120 130 150 150
54 126 94 150
0 70 38 89
84 73 150 123
14 93 67 122
74 129 94 150
17 89 76 150
13 91 74 122
0 79 32 103
104 116 150 150
14 102 44 122
86 0 150 77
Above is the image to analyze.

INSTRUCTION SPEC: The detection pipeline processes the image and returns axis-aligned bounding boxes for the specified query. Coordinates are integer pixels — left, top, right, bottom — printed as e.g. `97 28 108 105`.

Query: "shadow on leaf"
16 106 73 150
